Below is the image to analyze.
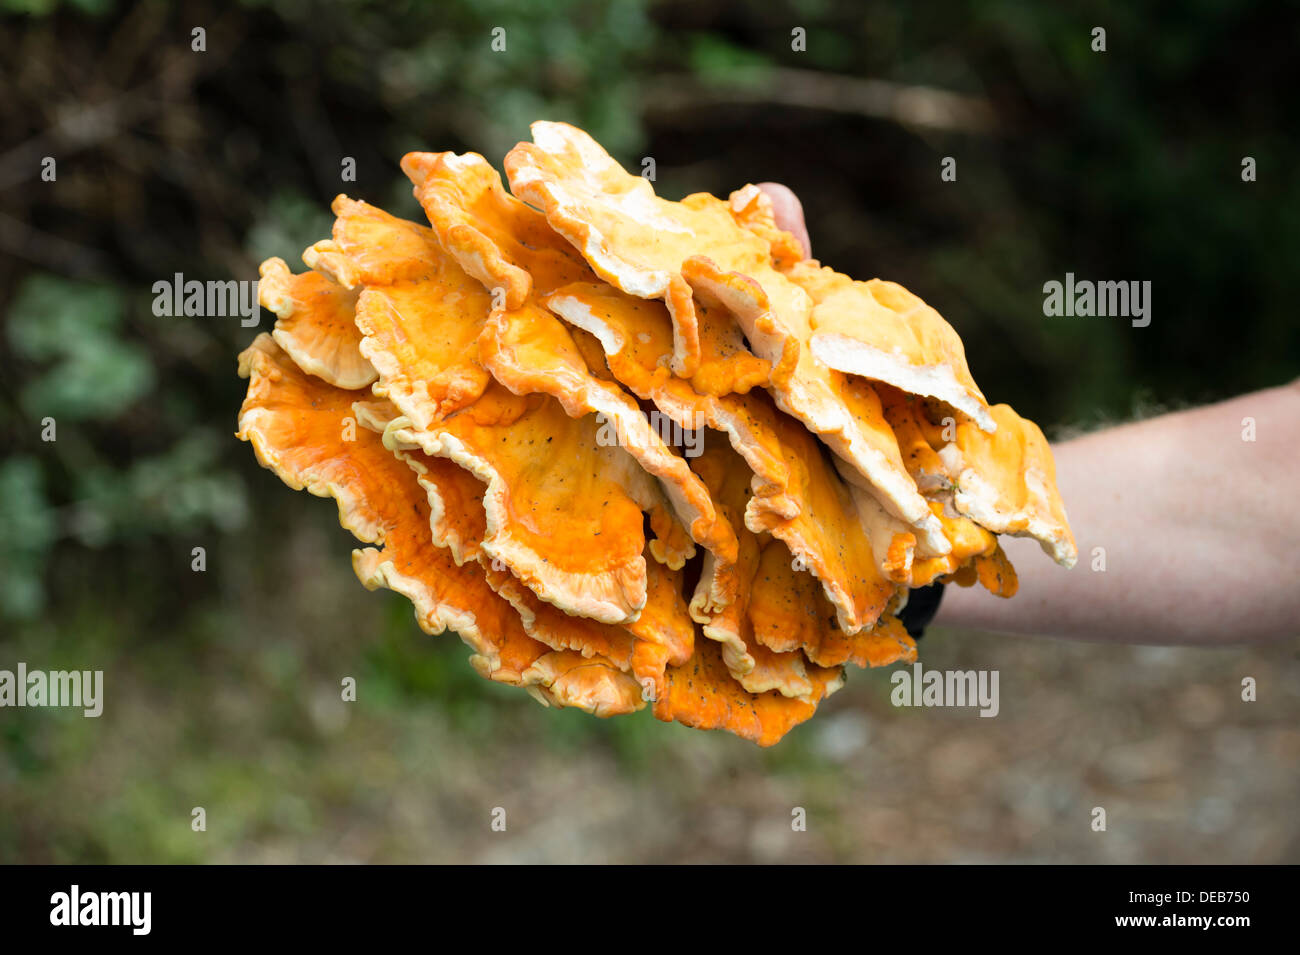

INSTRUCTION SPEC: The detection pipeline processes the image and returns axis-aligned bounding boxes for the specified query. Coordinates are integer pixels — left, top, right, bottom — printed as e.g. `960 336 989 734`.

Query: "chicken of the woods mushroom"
237 122 1075 746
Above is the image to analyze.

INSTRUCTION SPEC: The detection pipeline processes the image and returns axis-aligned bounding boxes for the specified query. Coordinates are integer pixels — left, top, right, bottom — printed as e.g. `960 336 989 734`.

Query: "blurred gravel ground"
2 504 1294 864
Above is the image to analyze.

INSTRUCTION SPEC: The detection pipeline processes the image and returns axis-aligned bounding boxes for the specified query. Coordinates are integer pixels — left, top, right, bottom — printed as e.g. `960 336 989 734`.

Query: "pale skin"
758 182 1300 645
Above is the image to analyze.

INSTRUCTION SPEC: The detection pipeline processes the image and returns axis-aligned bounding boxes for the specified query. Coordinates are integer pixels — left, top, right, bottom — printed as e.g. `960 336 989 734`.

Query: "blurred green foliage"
1 0 1297 861
9 275 154 422
0 457 55 618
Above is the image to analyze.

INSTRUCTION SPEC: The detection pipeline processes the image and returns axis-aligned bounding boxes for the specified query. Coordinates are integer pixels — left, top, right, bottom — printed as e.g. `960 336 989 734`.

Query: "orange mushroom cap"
235 122 1074 745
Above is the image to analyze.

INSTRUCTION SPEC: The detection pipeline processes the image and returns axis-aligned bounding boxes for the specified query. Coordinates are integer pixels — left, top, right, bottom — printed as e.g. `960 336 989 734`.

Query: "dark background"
1 0 1296 862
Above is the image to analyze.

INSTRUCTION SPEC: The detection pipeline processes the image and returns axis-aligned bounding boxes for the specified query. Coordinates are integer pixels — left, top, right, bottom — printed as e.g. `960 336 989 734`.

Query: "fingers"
756 181 812 260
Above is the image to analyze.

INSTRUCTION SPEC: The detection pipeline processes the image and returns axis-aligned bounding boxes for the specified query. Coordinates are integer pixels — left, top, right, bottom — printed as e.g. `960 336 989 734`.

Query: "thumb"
756 182 811 260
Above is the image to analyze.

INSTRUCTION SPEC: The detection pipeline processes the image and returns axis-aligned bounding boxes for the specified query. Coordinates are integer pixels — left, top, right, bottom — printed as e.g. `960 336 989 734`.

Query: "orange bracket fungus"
237 121 1076 746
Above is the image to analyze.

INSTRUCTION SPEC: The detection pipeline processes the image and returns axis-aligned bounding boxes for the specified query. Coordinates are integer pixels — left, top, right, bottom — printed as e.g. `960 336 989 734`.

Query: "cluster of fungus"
237 122 1075 745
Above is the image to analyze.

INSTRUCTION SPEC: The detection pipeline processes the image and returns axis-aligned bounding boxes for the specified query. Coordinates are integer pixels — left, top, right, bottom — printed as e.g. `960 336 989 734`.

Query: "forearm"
933 381 1300 645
